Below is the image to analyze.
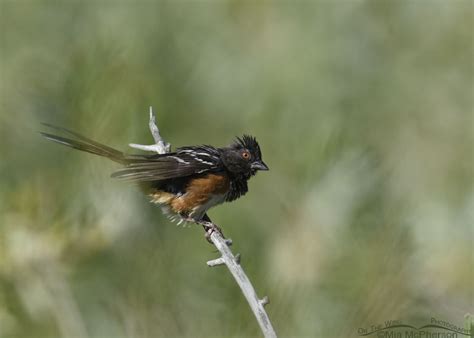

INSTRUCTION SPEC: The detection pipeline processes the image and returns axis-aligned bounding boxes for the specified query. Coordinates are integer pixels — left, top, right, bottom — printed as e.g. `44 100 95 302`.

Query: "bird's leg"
200 214 225 243
180 214 229 245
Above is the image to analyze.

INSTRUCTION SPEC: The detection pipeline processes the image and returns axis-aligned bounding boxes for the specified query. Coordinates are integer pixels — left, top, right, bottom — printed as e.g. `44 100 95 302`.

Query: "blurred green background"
0 1 472 337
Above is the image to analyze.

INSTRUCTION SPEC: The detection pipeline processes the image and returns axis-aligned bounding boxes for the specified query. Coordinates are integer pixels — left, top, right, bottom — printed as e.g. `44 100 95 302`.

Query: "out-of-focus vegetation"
0 1 472 337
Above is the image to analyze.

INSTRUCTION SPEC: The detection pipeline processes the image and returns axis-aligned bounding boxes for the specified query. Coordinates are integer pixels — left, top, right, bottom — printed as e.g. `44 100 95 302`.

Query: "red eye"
242 151 251 160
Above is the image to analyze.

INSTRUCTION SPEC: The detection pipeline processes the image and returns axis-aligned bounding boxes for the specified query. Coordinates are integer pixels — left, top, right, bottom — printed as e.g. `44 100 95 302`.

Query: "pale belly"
189 193 226 220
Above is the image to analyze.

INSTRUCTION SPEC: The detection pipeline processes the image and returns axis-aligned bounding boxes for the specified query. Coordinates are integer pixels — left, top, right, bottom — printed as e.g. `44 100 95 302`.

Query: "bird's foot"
200 221 225 244
181 216 230 245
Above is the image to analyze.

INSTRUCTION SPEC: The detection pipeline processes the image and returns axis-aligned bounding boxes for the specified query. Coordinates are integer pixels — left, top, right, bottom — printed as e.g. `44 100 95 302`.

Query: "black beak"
251 161 269 171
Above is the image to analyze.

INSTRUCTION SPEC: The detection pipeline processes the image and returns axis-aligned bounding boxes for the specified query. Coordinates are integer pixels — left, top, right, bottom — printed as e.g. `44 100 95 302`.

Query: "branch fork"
130 107 277 338
129 107 171 154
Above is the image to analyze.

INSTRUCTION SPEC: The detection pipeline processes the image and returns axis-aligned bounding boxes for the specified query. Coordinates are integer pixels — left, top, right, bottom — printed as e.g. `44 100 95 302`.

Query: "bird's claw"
202 221 225 244
180 217 230 246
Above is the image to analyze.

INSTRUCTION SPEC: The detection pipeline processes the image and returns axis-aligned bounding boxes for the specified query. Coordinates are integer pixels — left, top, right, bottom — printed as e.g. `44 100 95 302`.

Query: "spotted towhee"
41 125 268 241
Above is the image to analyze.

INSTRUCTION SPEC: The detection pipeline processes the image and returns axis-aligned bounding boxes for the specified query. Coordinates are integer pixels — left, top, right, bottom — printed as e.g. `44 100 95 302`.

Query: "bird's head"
220 135 269 177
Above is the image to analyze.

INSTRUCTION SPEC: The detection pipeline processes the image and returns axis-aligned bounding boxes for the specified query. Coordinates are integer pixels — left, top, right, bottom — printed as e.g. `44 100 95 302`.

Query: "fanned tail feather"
40 123 127 164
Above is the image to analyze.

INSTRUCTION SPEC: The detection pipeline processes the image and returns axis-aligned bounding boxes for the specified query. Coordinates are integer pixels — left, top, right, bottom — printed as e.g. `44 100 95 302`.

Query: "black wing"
111 146 223 182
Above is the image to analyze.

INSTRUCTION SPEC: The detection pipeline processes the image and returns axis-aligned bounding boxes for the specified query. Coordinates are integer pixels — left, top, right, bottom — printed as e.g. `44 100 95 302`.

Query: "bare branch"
206 257 225 267
134 107 277 338
207 231 277 338
129 107 171 154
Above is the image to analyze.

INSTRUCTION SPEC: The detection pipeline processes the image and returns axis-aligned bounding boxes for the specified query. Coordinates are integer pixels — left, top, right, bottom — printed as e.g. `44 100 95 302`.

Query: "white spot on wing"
193 157 214 165
195 152 213 157
169 156 190 164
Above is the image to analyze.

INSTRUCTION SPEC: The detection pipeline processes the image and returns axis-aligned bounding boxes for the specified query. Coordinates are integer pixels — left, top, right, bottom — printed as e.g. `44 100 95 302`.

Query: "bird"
40 124 269 242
